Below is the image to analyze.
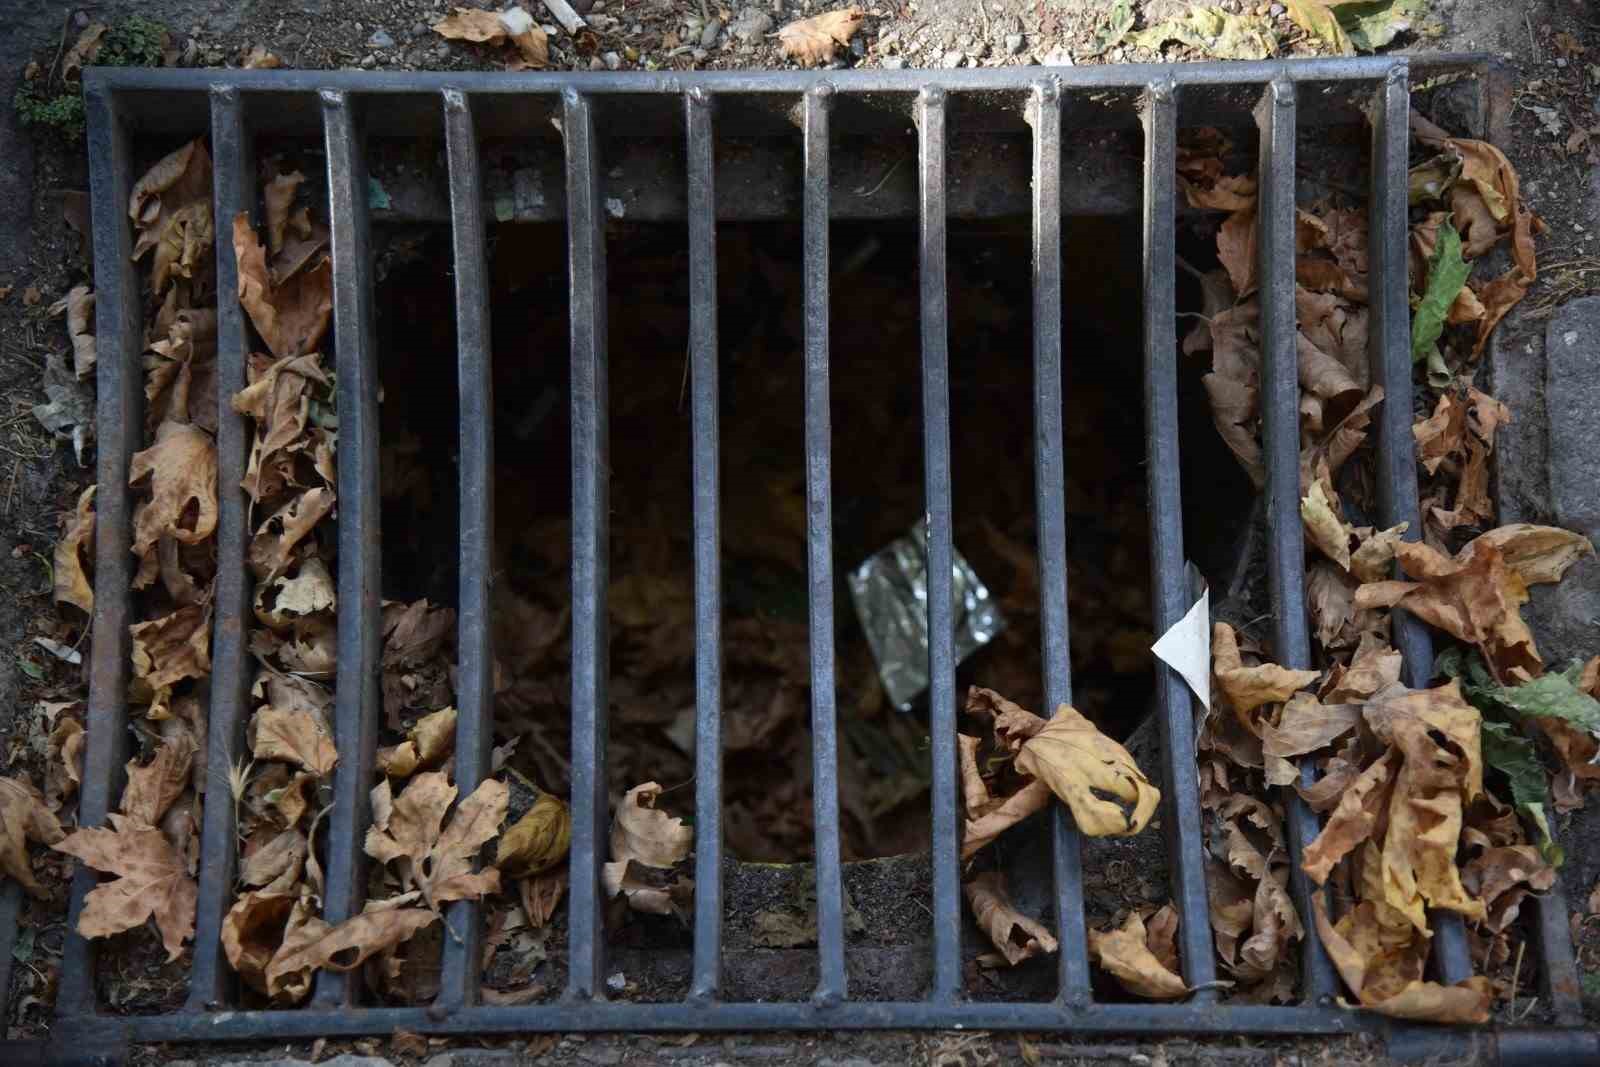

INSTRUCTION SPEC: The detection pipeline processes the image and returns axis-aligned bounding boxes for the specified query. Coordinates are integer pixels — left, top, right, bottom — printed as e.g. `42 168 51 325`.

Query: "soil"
2 0 1598 1059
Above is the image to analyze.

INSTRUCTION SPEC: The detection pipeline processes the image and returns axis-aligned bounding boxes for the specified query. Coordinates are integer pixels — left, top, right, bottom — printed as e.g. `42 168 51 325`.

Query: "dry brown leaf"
239 829 308 892
1301 748 1399 883
1013 703 1160 838
222 889 299 996
1355 525 1593 682
129 420 219 565
1212 622 1319 733
53 485 95 615
145 307 219 434
129 139 212 277
250 707 339 777
249 487 335 579
965 872 1058 966
1413 390 1465 475
376 706 457 779
778 6 865 66
603 781 693 914
1302 477 1353 570
433 6 549 68
1182 171 1257 213
233 214 333 361
1261 693 1360 787
365 771 508 911
959 731 1052 859
122 731 198 828
263 172 304 256
131 601 213 690
54 812 198 960
497 793 572 879
0 776 66 898
46 714 85 814
56 285 96 378
1461 845 1554 932
967 686 1049 751
1350 523 1408 585
1089 907 1188 1000
1312 897 1491 1022
519 866 568 928
242 46 282 69
1218 207 1258 297
264 897 439 993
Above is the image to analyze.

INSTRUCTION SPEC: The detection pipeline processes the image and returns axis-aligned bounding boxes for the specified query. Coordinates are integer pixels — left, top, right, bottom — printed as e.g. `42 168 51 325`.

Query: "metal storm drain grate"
11 57 1593 1063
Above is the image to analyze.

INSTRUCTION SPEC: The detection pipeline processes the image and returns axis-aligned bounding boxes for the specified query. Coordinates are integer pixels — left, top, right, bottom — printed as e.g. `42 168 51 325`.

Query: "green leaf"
1490 664 1600 733
1411 222 1470 366
1283 0 1353 54
1090 0 1135 54
1481 720 1564 866
1337 0 1428 52
1132 7 1278 60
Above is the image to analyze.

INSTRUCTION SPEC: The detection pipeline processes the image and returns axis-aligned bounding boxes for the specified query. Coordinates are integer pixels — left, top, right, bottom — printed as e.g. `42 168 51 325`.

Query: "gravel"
729 8 773 43
368 28 395 48
1005 33 1024 55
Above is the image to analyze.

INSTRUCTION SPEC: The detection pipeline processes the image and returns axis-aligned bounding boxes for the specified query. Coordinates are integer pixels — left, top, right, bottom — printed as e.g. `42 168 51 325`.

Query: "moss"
97 15 169 69
14 16 168 142
13 82 86 140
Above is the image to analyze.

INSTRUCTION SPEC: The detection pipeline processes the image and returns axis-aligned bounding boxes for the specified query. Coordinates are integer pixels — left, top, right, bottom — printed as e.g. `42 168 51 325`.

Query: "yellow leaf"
603 781 693 915
496 793 572 878
53 485 95 615
1302 477 1353 570
1088 907 1188 1000
777 6 864 66
1014 704 1160 838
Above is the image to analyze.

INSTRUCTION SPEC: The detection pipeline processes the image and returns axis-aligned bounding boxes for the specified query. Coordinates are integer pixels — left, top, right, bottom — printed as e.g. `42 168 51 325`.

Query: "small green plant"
14 16 167 142
14 81 86 139
97 15 169 69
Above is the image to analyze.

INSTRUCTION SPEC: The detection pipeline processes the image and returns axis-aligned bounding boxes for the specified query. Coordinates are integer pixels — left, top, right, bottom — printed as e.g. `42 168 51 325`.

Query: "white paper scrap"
1150 586 1210 710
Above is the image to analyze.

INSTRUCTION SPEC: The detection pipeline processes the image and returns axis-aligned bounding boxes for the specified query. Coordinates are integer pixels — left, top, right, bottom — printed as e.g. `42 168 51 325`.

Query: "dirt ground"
2 0 1599 1062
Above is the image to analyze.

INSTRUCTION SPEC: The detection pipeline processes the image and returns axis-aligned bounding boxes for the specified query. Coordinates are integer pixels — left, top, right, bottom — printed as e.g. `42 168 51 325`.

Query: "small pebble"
1043 44 1073 65
882 55 906 69
360 53 377 68
1557 57 1568 69
700 18 722 48
603 50 622 69
729 9 774 42
368 28 395 48
958 32 974 48
941 49 964 68
970 40 988 58
1005 33 1024 55
1270 2 1284 12
692 46 708 61
412 22 427 37
851 36 865 57
589 56 605 69
605 972 627 994
73 10 89 28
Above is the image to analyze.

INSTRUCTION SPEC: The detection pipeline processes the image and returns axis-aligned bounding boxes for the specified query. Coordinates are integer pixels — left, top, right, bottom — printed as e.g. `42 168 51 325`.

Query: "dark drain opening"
373 215 1175 873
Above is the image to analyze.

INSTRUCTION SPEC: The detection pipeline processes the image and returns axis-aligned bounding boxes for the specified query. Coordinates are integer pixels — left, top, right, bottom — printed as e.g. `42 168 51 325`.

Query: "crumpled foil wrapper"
847 519 1005 711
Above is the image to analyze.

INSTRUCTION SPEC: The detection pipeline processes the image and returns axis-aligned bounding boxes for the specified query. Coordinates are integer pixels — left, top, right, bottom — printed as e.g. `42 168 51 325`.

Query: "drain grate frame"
11 58 1591 1062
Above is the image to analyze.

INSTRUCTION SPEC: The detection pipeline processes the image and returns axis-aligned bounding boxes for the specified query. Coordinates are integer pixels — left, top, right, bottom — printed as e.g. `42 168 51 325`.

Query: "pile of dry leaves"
1178 106 1597 1023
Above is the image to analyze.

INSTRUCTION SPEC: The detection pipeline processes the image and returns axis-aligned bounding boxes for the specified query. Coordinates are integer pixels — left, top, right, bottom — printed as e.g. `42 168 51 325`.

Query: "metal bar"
59 82 140 1020
313 89 384 1009
563 88 611 1001
1140 78 1218 995
916 85 961 1004
84 56 1468 96
1028 76 1091 1005
439 87 495 1012
801 84 847 1006
1366 66 1473 986
81 998 1398 1042
686 85 725 1004
186 84 258 1013
1253 78 1339 1005
1529 874 1585 1024
0 881 19 1024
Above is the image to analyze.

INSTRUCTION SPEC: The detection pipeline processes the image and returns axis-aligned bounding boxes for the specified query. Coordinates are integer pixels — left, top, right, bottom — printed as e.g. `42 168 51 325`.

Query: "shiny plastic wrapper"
846 519 1005 711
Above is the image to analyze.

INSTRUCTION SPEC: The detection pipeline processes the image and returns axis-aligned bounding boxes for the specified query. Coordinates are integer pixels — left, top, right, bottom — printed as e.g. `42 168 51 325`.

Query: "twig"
1525 12 1540 61
1508 936 1525 1012
542 0 589 36
854 156 907 198
44 11 72 89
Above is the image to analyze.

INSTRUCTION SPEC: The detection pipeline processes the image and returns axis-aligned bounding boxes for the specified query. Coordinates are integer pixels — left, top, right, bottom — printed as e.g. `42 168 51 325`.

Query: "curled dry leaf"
364 771 508 911
53 485 96 615
433 6 549 68
519 866 568 929
1302 477 1353 570
264 896 440 996
1212 622 1319 732
130 139 214 295
778 6 865 66
1313 897 1491 1023
233 214 334 361
1088 906 1188 1000
239 828 308 893
54 812 198 960
0 776 66 898
1014 703 1161 838
56 285 96 378
603 781 693 915
376 705 457 779
965 872 1058 967
497 793 572 879
959 734 1052 860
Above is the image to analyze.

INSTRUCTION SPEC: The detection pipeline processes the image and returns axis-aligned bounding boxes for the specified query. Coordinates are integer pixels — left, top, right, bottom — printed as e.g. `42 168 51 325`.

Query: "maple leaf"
54 812 198 960
602 781 693 915
130 601 213 690
250 707 339 777
777 6 864 66
1088 906 1189 1000
965 872 1058 967
1014 703 1161 837
365 771 508 912
0 776 66 898
265 894 439 1000
121 731 198 828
